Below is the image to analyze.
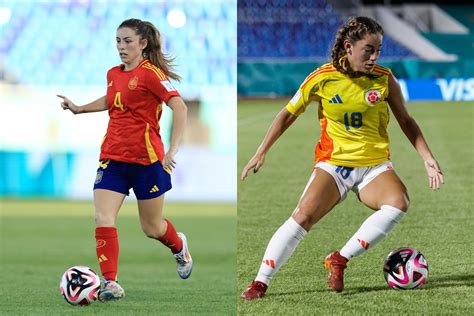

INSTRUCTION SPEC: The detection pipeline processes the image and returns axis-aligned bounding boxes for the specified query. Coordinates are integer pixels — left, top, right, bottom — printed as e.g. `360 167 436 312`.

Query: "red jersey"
100 59 180 165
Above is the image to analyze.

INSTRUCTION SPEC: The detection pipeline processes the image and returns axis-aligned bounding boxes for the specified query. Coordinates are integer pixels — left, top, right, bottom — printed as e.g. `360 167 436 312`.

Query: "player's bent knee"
399 193 410 212
384 195 410 212
94 212 115 227
292 211 318 231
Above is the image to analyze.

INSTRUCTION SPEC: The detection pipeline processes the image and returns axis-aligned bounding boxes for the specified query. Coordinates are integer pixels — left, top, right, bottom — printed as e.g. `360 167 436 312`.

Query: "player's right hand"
57 94 81 114
241 153 265 181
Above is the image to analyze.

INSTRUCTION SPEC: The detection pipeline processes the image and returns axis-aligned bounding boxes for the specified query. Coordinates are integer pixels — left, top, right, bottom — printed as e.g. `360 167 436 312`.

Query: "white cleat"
98 280 125 302
174 232 193 279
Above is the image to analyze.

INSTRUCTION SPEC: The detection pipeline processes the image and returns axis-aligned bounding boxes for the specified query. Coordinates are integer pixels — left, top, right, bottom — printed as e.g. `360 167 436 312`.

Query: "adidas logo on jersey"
329 94 343 104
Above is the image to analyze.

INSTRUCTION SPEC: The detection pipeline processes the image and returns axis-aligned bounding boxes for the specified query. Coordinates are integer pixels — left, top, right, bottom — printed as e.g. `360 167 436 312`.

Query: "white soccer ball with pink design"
383 247 428 289
60 265 100 305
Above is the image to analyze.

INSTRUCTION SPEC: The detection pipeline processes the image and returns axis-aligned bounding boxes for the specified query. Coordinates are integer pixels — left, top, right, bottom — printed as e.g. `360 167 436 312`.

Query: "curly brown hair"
331 17 384 76
118 18 181 81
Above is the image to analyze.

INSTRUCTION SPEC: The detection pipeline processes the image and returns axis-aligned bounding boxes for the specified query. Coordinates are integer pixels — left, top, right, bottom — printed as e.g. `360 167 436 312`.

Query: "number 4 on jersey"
114 92 125 111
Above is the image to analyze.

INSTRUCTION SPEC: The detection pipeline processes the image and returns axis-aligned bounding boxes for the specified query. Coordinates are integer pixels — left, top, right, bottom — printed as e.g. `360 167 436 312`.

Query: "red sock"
95 227 119 281
157 219 183 254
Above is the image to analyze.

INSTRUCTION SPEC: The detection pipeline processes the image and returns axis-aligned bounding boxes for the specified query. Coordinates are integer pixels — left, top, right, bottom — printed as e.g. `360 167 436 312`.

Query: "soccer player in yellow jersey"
240 17 444 300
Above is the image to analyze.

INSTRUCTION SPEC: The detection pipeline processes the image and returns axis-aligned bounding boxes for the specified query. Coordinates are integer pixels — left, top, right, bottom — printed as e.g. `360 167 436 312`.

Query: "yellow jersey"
286 63 392 167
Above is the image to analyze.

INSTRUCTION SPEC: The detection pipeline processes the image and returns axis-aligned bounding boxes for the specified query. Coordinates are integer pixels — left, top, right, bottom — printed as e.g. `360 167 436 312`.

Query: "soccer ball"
383 247 428 290
60 265 101 305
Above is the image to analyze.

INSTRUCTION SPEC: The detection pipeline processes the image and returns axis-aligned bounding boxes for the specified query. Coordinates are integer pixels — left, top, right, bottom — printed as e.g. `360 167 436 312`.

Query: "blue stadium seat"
0 0 235 88
238 0 415 59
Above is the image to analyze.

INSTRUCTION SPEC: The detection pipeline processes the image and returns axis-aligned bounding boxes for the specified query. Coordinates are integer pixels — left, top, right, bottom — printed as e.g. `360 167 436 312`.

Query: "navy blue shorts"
93 159 172 200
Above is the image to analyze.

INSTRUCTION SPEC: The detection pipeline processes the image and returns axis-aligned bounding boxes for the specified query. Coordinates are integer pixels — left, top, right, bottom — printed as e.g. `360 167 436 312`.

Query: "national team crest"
364 90 382 106
95 170 103 184
128 76 139 90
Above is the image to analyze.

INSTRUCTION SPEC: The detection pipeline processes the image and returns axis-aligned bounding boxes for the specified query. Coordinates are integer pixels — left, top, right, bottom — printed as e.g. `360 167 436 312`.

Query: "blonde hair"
118 18 181 81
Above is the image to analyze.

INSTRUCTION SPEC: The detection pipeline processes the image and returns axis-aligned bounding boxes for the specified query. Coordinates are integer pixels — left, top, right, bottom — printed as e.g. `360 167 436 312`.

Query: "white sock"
339 205 405 260
255 217 307 285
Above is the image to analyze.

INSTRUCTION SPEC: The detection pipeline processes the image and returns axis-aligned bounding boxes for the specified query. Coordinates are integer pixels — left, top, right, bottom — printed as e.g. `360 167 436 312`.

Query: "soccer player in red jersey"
58 19 192 302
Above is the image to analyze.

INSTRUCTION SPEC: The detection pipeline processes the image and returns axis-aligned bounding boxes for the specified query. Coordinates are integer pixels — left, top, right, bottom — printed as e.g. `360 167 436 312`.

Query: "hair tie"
338 55 347 67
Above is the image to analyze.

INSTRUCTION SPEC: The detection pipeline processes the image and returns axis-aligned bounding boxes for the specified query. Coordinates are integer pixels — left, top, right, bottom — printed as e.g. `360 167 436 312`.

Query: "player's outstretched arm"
163 96 188 171
387 74 444 190
57 95 108 114
241 108 297 181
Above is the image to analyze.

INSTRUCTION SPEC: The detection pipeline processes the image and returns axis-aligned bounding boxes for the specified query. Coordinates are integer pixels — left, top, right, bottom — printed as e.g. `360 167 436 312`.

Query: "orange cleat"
324 251 348 293
240 280 268 300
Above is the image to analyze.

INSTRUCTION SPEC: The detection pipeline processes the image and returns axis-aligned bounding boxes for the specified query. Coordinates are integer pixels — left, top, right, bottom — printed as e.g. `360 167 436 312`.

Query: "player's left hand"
163 151 177 173
424 157 444 190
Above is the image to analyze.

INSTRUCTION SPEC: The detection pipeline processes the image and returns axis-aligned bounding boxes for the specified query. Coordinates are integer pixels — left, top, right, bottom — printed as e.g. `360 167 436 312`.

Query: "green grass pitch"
0 200 236 315
237 100 473 314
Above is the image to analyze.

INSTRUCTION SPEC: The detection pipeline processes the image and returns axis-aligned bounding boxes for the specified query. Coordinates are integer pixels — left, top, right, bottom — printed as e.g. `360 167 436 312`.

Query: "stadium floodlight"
0 7 12 25
167 9 186 28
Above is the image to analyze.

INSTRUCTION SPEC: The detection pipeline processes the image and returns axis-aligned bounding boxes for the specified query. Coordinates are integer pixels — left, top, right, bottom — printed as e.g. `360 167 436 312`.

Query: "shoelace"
175 252 187 265
103 281 120 291
330 255 347 268
332 261 345 268
253 282 267 291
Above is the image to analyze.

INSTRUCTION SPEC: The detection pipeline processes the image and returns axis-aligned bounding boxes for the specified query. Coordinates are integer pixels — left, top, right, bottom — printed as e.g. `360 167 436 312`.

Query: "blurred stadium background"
238 0 474 99
0 0 236 202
